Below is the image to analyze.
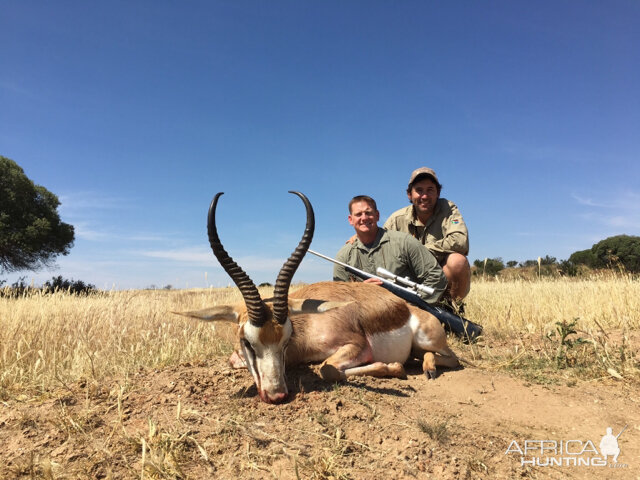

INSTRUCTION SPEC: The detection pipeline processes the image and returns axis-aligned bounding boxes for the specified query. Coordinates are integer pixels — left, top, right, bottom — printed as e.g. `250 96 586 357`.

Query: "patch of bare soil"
1 359 638 479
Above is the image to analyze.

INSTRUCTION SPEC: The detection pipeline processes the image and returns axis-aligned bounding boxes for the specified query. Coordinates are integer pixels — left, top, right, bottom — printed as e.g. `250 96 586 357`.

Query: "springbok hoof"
320 364 346 382
424 369 437 380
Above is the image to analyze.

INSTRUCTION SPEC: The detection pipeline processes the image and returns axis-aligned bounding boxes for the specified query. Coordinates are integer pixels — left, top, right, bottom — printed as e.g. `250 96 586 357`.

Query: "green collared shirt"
333 228 448 305
383 198 469 264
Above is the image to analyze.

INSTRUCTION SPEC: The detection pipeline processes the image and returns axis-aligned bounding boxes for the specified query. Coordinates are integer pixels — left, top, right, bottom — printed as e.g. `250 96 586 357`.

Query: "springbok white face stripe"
241 320 292 401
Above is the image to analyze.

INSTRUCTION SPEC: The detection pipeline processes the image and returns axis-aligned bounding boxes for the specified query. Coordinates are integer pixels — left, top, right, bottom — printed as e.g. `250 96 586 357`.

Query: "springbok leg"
318 343 371 381
344 362 406 379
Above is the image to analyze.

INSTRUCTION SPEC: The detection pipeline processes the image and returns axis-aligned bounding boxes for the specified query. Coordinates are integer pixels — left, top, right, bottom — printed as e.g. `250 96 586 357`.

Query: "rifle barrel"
616 425 628 439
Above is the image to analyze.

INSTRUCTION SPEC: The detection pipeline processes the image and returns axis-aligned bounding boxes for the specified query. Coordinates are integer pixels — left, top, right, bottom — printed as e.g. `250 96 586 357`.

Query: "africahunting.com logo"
505 425 628 469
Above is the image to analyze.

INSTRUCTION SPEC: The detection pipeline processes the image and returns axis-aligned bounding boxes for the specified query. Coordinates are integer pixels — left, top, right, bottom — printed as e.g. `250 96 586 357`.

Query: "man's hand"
346 234 357 244
363 277 383 285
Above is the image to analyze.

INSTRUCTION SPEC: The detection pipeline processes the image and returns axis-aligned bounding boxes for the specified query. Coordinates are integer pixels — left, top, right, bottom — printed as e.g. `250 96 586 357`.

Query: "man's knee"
445 253 470 275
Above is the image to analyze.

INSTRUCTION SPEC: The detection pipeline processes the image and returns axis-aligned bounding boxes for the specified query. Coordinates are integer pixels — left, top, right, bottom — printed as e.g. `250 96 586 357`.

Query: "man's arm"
333 246 355 282
404 236 448 304
382 207 406 232
426 200 469 257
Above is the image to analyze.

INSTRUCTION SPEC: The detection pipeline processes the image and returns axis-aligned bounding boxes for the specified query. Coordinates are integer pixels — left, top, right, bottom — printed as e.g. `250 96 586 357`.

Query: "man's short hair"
348 195 378 213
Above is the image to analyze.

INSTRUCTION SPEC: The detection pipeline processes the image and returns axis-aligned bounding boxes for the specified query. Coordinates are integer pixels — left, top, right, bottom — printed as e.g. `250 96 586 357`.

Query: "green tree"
473 257 504 276
568 249 601 268
539 255 557 265
591 235 640 273
0 156 75 273
520 259 538 268
558 259 578 277
43 275 96 295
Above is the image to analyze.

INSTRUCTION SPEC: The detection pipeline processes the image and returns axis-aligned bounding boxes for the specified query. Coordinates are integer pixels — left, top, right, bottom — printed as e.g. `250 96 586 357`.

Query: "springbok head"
182 191 315 403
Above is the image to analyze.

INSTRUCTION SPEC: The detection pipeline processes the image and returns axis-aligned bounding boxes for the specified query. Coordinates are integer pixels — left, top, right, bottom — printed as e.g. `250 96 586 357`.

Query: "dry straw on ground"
1 275 638 400
1 275 639 479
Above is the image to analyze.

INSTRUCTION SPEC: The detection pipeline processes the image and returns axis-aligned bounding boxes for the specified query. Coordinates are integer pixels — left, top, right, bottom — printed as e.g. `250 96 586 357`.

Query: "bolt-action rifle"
308 249 483 341
616 425 628 439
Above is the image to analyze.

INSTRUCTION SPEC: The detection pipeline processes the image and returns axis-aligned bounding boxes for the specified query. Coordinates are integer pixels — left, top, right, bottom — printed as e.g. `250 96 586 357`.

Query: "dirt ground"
1 356 638 480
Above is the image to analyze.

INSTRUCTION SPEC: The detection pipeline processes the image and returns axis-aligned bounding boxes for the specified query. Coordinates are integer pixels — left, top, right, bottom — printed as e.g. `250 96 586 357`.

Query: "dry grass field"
1 274 638 479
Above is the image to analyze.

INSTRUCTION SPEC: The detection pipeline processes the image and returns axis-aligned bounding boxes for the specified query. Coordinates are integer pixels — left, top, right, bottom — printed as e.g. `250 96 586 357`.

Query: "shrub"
569 249 602 269
558 260 578 277
472 258 504 276
43 275 97 295
591 235 640 273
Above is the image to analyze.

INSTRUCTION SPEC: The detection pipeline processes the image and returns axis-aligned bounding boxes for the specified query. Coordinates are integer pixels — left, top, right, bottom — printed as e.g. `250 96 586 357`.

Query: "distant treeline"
0 275 97 297
3 235 638 294
474 234 640 277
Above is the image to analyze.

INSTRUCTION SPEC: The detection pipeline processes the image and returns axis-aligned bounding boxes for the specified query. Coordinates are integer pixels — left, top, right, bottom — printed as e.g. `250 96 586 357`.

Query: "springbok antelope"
175 191 459 404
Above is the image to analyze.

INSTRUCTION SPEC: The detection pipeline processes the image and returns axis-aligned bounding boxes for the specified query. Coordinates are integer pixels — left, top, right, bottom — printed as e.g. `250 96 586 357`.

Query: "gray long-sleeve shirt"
333 228 448 305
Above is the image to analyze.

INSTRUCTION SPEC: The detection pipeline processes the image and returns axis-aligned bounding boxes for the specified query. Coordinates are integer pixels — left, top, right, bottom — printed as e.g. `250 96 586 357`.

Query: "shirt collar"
355 228 388 251
410 200 442 227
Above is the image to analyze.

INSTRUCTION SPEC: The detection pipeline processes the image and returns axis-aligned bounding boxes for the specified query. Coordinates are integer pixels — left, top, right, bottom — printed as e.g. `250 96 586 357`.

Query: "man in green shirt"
384 167 471 302
333 195 448 305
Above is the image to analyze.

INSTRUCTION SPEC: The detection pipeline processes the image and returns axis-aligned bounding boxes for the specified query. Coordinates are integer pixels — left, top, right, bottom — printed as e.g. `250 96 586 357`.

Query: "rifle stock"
307 249 483 341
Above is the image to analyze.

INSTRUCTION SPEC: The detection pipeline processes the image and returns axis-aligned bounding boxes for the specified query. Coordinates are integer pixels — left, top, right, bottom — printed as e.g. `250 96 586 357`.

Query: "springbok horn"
207 192 267 326
272 191 315 324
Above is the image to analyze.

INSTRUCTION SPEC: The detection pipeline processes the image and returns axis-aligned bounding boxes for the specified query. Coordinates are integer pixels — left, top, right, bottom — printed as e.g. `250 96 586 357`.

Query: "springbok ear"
288 298 354 313
172 305 239 323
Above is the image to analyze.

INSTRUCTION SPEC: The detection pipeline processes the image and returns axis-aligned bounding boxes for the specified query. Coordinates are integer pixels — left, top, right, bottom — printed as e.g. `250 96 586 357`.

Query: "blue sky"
2 1 639 290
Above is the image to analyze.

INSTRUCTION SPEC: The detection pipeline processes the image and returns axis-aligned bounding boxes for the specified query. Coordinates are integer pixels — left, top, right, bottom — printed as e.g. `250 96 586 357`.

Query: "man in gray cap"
384 167 470 303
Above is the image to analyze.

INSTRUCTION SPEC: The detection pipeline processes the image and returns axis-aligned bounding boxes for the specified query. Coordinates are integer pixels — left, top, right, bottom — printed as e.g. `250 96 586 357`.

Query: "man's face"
348 201 379 236
408 177 439 218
